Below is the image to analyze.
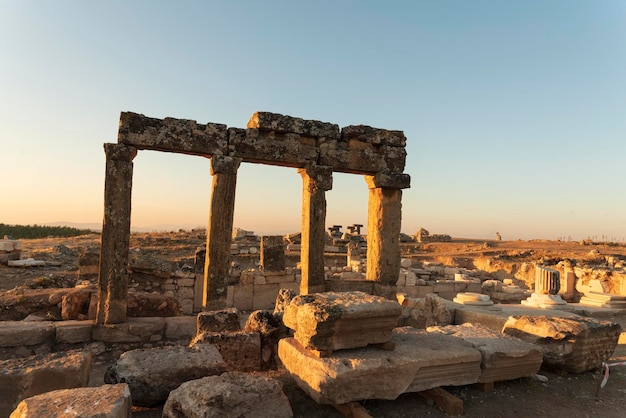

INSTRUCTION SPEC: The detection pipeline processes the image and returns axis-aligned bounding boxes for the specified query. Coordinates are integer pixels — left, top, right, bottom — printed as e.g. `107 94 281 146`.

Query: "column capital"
210 155 242 175
365 170 411 190
298 164 333 193
104 143 137 161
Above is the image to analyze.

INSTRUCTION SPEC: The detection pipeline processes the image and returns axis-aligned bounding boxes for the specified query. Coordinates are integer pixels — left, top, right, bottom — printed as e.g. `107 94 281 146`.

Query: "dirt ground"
3 233 626 417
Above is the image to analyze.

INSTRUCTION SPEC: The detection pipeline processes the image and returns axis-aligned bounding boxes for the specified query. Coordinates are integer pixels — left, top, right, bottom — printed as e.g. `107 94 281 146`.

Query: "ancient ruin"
98 111 410 324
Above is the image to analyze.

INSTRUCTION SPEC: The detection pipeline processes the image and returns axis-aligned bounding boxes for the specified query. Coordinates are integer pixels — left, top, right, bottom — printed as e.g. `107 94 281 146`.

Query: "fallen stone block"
191 331 261 372
282 291 401 353
104 344 226 407
502 315 622 373
0 349 92 417
427 323 543 383
244 310 290 370
164 315 196 340
278 327 481 405
397 293 453 329
163 371 293 418
92 317 165 343
54 320 93 344
9 384 131 418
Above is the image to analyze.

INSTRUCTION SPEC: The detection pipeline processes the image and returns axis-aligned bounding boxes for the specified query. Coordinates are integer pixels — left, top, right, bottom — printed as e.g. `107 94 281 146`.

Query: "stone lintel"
118 111 228 156
210 155 242 175
229 129 319 168
247 111 340 139
365 171 411 190
341 125 407 147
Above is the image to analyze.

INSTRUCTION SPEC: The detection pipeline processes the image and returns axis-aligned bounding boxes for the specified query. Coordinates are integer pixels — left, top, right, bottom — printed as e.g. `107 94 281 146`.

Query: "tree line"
0 223 98 239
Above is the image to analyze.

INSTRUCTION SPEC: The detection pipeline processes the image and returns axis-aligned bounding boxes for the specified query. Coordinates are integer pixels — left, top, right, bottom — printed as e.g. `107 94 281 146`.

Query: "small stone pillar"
521 265 569 309
298 165 333 295
364 172 411 296
535 266 560 295
203 156 242 310
347 239 362 272
261 236 285 272
97 143 137 324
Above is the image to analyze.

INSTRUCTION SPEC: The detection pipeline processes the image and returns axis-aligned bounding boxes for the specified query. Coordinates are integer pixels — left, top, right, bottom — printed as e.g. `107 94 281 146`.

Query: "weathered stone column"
298 165 333 294
97 143 137 324
365 171 411 298
203 155 242 310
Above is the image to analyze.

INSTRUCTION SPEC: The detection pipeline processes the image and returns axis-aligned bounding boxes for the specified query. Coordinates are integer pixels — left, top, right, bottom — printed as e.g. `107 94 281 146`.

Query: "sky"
1 1 625 241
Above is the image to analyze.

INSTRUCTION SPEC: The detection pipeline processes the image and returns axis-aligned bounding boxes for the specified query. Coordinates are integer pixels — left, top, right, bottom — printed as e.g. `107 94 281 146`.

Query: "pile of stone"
502 315 622 373
278 291 484 405
0 237 21 264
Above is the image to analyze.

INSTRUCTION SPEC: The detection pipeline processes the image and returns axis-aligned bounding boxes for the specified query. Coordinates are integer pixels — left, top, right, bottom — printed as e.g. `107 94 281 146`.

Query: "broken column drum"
98 111 411 322
535 265 560 295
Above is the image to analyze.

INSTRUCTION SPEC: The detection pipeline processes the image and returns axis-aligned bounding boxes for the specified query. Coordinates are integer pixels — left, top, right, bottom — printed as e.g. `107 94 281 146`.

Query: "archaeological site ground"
1 112 625 418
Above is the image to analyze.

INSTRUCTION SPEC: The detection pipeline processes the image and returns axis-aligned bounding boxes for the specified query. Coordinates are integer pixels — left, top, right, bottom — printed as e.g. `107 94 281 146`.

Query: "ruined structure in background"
415 228 451 243
98 111 410 324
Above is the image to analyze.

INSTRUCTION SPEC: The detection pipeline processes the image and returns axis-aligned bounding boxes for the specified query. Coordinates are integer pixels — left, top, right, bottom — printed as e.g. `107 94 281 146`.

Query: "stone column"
298 165 333 294
365 171 411 298
203 156 242 310
96 143 137 324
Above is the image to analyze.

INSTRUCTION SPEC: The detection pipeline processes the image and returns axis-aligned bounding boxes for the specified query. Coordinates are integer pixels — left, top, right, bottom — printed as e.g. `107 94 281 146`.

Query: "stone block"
325 278 373 294
10 384 131 418
254 274 267 285
341 124 406 146
118 112 228 156
428 323 543 383
0 321 55 347
233 284 254 311
55 320 93 344
197 308 241 334
105 344 226 407
176 278 195 287
0 349 92 417
433 281 455 293
230 129 318 168
163 372 292 418
278 327 481 405
266 273 296 284
191 331 261 372
253 283 280 311
165 316 197 340
180 299 194 315
247 111 340 139
502 315 622 373
260 236 285 272
282 291 402 352
240 271 255 285
92 317 165 343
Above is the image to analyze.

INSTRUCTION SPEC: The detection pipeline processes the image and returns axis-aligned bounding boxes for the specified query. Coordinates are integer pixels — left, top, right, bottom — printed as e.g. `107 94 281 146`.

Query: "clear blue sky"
1 1 625 241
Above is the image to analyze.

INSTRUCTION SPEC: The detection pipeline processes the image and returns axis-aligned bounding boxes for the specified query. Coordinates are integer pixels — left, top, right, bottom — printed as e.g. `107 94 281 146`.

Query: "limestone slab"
278 327 481 405
92 317 165 343
54 320 93 344
9 384 131 418
164 315 196 340
427 323 543 383
0 349 92 417
104 344 227 407
283 291 402 352
502 315 622 373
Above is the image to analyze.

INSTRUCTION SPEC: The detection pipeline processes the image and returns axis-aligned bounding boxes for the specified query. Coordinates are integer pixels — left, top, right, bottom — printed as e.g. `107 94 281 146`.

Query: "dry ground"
3 233 626 417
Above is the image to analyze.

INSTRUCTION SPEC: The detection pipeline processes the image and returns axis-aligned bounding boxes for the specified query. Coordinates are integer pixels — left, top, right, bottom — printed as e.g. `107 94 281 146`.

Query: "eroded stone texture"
118 111 228 156
282 291 401 352
163 372 293 418
244 310 290 370
231 129 319 167
502 315 622 373
191 331 262 372
428 323 543 383
398 293 453 329
248 111 339 139
197 308 241 334
0 350 92 417
341 125 406 147
9 384 131 418
278 327 481 405
0 321 55 347
261 236 286 272
104 344 226 407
